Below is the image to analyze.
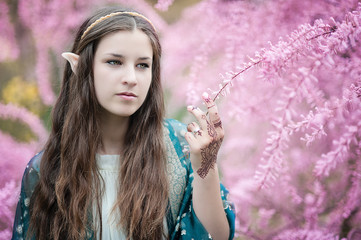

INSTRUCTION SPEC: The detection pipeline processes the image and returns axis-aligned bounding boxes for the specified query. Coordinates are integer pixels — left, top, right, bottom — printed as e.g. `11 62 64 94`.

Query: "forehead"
95 29 153 58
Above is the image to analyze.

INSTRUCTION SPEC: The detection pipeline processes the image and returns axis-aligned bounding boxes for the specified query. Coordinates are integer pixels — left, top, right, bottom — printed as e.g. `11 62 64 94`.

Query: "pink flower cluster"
1 0 361 238
161 0 361 238
154 0 175 11
0 104 45 237
0 2 19 61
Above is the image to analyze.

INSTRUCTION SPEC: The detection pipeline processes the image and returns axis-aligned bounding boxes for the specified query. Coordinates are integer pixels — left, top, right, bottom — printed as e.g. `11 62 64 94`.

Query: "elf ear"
61 52 79 74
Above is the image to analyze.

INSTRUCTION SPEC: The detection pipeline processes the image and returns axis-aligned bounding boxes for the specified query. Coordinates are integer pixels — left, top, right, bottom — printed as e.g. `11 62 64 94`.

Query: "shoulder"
20 151 43 195
163 118 189 158
26 151 43 172
163 118 188 146
164 118 187 134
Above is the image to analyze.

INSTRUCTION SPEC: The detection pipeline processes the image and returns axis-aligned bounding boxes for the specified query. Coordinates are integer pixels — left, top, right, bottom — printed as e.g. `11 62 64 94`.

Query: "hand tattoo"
213 120 222 129
207 104 216 109
196 120 223 178
197 139 222 178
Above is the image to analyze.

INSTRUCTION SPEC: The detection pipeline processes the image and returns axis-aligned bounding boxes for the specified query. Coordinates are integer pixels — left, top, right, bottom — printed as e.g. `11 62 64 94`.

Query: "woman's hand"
185 92 224 178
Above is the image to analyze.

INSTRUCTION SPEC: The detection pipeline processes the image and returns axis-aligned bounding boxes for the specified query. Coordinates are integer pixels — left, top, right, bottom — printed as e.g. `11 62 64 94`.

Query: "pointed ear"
61 52 79 74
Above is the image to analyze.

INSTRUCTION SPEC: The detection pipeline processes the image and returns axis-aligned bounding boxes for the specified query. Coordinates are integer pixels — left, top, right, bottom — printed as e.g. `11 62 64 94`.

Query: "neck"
98 109 129 155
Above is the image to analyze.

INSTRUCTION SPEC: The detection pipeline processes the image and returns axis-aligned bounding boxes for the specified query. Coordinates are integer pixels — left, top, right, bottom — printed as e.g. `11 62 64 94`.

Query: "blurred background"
1 0 361 239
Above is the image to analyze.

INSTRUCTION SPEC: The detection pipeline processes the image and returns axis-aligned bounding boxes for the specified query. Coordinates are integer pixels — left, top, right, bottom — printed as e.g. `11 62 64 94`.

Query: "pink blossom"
1 0 361 238
258 208 276 229
0 103 48 144
0 2 19 61
273 229 340 240
0 181 19 229
154 0 175 11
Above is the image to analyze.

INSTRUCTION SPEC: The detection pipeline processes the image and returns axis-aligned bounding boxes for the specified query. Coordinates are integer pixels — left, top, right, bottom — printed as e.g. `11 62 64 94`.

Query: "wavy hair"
29 6 168 240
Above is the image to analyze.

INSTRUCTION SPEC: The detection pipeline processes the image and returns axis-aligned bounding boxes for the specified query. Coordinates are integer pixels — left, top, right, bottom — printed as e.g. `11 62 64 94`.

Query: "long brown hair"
29 6 169 240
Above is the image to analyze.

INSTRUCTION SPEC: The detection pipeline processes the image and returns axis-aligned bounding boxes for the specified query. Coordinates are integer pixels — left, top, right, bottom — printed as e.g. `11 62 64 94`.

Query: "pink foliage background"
0 0 360 239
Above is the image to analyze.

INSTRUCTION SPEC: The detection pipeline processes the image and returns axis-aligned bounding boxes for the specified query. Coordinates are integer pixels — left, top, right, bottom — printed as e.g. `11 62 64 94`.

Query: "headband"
81 11 156 39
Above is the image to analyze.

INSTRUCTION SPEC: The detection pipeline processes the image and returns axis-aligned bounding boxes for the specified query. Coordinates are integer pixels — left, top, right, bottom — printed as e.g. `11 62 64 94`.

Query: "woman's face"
93 29 153 118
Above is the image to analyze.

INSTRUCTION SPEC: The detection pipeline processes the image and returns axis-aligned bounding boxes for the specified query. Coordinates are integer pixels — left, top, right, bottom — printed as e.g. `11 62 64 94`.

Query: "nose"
122 65 137 85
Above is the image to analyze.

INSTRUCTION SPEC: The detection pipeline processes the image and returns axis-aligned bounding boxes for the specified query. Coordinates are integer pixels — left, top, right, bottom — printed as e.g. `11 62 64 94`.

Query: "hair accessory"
81 11 156 39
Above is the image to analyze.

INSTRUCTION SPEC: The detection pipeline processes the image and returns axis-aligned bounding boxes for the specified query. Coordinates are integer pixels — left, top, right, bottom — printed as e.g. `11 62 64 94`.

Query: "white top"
95 154 126 239
94 154 168 240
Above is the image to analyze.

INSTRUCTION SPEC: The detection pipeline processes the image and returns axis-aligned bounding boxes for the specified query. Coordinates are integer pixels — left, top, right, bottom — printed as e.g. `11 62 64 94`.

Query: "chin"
102 107 139 118
114 111 137 117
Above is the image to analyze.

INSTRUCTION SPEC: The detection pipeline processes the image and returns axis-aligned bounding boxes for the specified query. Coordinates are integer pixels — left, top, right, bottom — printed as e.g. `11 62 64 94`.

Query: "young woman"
12 6 235 240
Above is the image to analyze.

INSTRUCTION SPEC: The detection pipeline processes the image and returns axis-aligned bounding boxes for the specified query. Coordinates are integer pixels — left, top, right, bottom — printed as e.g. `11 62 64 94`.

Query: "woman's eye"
106 60 122 65
137 63 149 69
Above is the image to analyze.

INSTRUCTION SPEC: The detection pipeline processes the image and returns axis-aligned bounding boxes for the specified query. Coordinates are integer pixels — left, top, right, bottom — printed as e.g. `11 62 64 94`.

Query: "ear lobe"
61 52 79 74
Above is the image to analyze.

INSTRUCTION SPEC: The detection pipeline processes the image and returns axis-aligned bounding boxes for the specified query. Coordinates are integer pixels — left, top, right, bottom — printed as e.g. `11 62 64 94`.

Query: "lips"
116 92 137 97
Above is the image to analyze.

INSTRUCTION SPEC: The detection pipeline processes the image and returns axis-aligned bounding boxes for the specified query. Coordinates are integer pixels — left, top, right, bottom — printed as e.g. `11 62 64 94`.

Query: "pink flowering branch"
209 5 361 101
303 181 326 229
0 104 47 237
0 131 40 184
0 2 19 61
154 0 175 11
186 10 223 104
314 123 360 177
255 66 319 190
328 156 361 229
341 160 361 218
0 181 19 229
273 229 342 240
287 106 333 146
313 81 361 177
210 6 361 190
0 103 48 144
0 131 39 237
211 59 261 102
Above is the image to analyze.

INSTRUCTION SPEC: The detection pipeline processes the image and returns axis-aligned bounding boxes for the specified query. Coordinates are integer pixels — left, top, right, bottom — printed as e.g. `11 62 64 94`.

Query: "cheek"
139 78 152 105
93 78 108 102
144 77 152 97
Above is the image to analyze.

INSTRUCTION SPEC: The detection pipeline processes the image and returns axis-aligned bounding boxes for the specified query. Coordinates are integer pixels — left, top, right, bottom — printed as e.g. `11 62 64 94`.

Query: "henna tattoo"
197 138 223 178
196 119 223 178
213 120 222 128
192 106 197 110
201 114 207 120
207 120 216 138
207 104 216 109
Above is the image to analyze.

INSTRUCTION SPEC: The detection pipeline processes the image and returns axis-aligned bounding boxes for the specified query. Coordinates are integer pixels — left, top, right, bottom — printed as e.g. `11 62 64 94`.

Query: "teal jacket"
12 119 235 239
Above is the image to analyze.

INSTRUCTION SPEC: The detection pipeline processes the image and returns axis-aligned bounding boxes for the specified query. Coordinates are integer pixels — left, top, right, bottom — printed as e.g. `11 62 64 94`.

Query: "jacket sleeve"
12 152 42 240
166 119 235 240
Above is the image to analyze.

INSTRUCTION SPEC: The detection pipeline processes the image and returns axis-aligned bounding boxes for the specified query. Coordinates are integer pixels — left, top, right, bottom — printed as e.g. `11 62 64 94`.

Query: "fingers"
187 106 208 131
187 122 203 137
184 126 202 156
186 92 224 178
187 92 224 142
184 131 198 150
202 92 222 129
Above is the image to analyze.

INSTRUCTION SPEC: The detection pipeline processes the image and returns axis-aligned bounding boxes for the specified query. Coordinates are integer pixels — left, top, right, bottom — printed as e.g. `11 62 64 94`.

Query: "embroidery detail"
164 127 187 222
24 198 30 207
17 225 23 234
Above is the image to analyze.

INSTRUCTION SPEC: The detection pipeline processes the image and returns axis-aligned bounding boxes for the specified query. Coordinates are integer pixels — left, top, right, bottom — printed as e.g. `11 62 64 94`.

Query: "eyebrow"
105 53 151 61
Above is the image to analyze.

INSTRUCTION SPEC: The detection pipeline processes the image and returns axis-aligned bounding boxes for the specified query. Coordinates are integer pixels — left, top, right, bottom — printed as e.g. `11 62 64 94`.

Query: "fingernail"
202 92 210 100
187 105 193 111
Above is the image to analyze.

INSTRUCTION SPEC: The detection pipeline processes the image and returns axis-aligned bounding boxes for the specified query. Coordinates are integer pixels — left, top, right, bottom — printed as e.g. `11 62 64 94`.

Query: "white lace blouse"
94 154 168 240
